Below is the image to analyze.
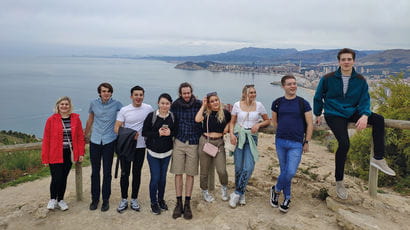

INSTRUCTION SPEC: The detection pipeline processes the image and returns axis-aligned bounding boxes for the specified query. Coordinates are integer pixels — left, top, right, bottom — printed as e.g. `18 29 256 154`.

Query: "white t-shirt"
116 103 153 148
231 101 267 129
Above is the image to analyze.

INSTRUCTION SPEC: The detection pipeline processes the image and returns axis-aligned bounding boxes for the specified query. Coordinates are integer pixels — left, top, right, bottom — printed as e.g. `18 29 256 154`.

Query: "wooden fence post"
368 140 378 197
75 162 83 201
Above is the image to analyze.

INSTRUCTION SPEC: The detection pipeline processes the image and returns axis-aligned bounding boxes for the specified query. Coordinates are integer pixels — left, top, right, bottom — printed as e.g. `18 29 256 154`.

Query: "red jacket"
42 113 85 164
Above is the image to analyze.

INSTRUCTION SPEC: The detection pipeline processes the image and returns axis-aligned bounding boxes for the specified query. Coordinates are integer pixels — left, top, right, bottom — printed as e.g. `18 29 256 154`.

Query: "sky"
1 0 409 56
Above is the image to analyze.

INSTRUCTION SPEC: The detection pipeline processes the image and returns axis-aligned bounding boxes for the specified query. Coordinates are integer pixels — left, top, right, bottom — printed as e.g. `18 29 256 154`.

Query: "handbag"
61 118 75 163
202 114 219 157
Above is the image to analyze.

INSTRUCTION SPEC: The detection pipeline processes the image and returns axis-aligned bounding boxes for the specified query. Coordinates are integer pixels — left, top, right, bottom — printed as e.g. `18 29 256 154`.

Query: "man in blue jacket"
313 48 395 200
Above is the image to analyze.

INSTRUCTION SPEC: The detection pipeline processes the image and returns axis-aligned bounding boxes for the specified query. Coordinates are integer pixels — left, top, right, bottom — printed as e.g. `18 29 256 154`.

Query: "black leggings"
325 112 385 181
120 148 146 199
49 148 72 201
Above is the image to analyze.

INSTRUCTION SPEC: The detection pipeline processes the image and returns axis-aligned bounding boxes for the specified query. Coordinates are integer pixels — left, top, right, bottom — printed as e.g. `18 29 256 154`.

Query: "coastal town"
174 61 410 90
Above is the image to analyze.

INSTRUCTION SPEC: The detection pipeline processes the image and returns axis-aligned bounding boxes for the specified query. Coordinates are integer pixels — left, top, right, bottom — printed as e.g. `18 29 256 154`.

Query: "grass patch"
1 147 90 189
300 166 319 181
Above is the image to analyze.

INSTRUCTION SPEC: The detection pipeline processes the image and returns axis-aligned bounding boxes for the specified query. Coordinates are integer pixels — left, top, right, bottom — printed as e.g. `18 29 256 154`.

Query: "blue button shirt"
89 98 123 145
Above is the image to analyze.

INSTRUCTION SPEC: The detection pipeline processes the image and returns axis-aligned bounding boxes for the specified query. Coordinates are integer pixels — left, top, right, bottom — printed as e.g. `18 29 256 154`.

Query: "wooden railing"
1 119 409 200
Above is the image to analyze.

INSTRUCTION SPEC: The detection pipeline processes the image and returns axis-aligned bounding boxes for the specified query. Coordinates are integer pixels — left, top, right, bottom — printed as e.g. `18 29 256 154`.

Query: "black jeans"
325 112 385 181
49 148 72 201
90 141 115 202
120 148 146 199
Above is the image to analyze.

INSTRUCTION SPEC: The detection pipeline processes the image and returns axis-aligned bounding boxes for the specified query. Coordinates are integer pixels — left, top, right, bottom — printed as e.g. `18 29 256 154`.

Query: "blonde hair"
205 95 225 123
241 85 255 105
53 96 73 114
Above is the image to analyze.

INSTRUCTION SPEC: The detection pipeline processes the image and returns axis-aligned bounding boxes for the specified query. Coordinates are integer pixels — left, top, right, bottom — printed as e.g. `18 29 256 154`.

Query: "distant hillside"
0 130 38 145
359 49 410 64
145 47 384 64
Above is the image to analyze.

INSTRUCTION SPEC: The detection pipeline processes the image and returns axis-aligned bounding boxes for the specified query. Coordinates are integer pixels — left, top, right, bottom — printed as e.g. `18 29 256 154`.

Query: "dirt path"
0 134 409 230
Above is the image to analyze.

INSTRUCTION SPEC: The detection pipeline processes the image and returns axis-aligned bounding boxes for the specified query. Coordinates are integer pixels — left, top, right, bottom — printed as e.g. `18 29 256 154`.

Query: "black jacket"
142 112 177 153
116 127 137 161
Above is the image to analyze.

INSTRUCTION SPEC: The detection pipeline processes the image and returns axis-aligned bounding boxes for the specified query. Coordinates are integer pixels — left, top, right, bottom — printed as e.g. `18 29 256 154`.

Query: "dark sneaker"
183 201 192 220
101 200 109 212
89 200 99 211
172 200 183 219
270 186 280 208
159 200 168 211
117 199 128 213
279 199 291 213
151 203 161 215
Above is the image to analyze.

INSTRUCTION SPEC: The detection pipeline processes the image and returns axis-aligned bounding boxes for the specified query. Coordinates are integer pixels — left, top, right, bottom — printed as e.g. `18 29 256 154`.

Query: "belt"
202 134 223 140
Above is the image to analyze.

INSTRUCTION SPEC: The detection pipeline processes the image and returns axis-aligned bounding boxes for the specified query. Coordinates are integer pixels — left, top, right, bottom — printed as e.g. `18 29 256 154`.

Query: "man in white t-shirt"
114 86 153 213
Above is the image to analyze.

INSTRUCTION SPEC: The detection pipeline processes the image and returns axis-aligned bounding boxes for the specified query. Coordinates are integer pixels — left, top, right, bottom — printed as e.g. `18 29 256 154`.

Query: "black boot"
89 200 98 211
101 200 109 212
172 199 183 219
183 199 192 220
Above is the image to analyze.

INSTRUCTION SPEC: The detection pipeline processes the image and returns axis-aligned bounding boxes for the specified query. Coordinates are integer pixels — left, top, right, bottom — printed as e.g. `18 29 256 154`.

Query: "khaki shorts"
170 139 199 176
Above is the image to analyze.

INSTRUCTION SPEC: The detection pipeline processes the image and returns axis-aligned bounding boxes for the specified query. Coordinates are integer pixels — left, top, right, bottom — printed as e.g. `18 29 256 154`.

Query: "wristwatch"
303 140 309 144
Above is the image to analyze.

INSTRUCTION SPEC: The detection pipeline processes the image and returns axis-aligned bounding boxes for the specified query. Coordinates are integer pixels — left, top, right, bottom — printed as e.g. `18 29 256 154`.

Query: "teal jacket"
313 67 371 118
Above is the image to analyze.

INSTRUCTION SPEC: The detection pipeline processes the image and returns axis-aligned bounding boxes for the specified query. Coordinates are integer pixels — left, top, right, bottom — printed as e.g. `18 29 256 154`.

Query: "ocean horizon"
0 56 313 138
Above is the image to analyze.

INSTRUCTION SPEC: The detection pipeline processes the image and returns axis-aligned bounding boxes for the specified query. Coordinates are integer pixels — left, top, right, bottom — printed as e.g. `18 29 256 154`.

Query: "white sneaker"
239 194 246 205
370 158 396 176
229 192 240 208
221 186 228 201
130 198 140 211
47 199 57 210
57 200 69 211
336 181 348 200
202 190 215 203
117 199 128 213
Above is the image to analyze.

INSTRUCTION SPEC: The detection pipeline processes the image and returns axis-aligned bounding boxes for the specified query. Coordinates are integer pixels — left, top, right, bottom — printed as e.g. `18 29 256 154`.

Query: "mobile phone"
162 124 169 129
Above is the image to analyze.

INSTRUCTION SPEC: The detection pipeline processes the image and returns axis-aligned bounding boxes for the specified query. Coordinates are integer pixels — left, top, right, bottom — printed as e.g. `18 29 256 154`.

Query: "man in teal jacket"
313 48 395 200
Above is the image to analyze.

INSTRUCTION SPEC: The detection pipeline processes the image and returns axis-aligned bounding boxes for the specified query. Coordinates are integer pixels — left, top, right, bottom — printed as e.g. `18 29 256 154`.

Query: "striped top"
342 75 350 95
62 117 72 149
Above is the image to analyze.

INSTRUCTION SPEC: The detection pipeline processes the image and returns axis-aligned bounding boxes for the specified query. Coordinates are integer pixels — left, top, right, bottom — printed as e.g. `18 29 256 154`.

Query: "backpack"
151 111 175 126
273 96 307 135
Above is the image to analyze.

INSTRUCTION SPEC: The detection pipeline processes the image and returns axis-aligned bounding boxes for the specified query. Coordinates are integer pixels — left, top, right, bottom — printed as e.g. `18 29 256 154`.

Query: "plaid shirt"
171 97 202 145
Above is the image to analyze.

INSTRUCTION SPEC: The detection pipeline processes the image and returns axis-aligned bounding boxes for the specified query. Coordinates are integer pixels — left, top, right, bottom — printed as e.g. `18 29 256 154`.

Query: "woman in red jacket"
42 96 85 211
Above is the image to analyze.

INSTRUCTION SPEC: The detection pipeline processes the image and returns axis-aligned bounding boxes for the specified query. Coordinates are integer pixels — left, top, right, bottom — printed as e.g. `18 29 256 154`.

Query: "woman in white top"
228 85 270 208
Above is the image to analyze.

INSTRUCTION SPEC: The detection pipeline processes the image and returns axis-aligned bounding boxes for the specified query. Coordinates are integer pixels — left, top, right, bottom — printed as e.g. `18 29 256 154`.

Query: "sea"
0 56 313 138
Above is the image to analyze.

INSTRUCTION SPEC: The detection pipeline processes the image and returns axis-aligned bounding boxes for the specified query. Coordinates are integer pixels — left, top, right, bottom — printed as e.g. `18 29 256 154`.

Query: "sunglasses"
245 84 255 88
206 92 217 97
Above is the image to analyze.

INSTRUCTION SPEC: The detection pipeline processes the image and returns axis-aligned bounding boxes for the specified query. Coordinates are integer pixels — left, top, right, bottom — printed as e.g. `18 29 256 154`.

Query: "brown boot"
172 199 183 219
183 200 192 220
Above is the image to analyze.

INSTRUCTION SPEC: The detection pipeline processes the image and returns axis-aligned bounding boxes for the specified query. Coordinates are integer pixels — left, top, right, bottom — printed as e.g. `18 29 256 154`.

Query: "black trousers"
325 112 385 181
90 141 115 202
120 148 146 199
49 148 72 201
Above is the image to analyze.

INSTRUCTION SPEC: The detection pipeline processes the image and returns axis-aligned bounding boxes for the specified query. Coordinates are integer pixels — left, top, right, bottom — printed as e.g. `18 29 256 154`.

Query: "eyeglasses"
245 84 255 88
207 92 217 97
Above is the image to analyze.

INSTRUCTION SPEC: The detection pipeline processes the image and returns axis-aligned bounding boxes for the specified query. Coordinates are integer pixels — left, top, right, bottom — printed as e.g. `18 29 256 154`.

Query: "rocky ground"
0 133 409 230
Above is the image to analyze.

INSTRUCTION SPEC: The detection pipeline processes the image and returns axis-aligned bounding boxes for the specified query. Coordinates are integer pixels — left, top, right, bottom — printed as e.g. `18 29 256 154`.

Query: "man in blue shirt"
170 82 202 220
85 83 123 212
313 48 396 200
270 75 313 213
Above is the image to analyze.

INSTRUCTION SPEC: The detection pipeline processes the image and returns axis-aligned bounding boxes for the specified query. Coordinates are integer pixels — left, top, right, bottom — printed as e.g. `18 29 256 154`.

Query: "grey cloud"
0 0 409 56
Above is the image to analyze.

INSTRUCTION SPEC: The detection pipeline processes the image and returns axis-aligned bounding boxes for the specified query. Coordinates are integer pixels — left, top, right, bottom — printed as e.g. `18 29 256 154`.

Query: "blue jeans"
233 135 257 195
275 138 303 199
147 154 171 204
